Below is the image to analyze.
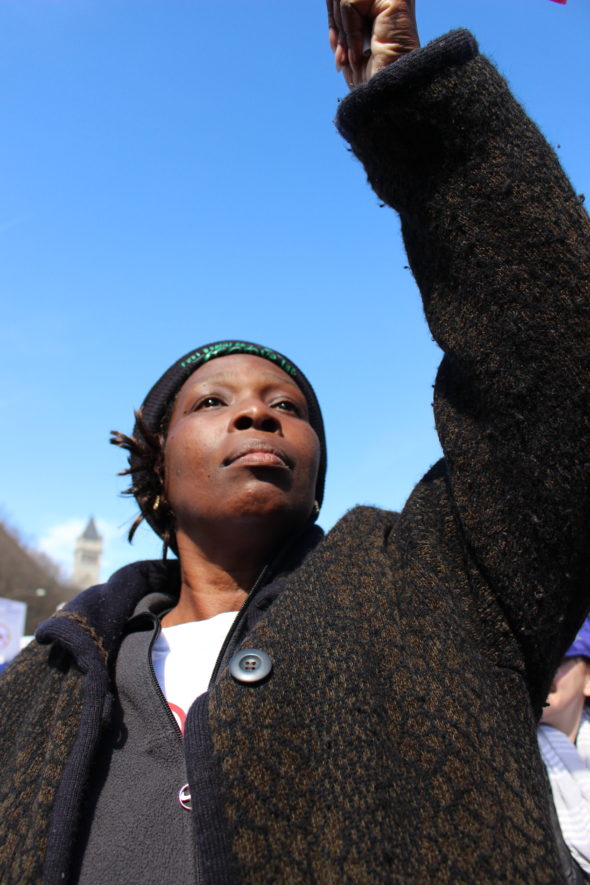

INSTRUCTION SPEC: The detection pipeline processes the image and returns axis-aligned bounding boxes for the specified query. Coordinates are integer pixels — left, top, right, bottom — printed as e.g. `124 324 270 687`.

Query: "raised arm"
330 3 590 703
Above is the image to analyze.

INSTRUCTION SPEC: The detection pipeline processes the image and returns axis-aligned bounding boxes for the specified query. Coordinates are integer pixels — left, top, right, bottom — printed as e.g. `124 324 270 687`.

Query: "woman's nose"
231 400 281 433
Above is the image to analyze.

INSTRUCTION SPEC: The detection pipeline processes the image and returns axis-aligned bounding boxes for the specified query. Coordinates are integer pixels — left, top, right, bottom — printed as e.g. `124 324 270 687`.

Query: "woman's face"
163 354 320 540
540 656 590 735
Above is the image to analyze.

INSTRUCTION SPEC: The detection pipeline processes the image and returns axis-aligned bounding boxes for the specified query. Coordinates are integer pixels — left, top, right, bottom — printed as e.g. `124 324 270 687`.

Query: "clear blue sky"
1 0 588 579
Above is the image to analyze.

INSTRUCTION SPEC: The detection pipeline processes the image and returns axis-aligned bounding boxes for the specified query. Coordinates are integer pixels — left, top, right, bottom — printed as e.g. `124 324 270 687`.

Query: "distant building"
71 517 103 590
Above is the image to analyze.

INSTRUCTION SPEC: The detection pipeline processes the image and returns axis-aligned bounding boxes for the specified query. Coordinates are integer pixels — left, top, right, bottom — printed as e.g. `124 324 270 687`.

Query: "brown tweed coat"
1 29 589 885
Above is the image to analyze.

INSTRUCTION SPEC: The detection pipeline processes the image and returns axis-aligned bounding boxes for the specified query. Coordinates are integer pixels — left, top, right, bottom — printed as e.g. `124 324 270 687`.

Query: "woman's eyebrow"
193 371 300 388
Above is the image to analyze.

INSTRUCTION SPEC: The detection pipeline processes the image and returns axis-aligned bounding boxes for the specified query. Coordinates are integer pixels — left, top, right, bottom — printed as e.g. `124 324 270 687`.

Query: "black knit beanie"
133 340 327 539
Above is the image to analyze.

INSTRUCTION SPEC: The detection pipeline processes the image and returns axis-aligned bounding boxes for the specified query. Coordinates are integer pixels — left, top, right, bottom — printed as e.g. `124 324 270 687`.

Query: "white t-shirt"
151 611 239 733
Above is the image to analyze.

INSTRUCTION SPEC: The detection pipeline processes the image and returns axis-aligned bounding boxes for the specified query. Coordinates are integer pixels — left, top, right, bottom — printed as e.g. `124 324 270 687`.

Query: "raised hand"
326 0 419 88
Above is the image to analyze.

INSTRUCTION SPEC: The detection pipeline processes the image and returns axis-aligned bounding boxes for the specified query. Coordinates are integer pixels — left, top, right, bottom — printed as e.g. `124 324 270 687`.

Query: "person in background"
539 617 590 881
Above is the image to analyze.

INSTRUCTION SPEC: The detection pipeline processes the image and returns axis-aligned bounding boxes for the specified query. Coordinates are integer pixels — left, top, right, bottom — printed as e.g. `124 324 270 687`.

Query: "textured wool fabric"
203 29 590 882
0 642 86 885
0 534 322 885
1 27 590 885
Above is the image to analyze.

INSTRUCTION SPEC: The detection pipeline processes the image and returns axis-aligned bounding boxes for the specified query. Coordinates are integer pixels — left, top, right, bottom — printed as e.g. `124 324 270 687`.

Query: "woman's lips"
231 451 287 467
223 440 293 469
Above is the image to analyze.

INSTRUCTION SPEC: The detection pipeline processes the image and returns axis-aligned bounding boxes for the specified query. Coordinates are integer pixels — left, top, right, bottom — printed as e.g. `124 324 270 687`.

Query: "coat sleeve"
336 30 590 693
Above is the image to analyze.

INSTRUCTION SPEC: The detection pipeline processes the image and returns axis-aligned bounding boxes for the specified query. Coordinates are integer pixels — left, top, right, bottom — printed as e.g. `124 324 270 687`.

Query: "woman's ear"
582 660 590 698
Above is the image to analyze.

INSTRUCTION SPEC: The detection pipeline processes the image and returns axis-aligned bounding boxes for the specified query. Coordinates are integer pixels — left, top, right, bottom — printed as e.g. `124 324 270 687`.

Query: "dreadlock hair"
110 405 176 557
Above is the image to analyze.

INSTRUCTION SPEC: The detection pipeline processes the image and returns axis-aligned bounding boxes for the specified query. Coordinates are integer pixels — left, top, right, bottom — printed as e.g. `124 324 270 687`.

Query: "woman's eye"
196 396 224 410
273 400 299 415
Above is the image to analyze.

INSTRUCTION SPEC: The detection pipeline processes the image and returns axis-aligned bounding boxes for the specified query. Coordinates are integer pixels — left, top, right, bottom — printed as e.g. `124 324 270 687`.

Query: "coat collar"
36 558 181 670
34 523 325 672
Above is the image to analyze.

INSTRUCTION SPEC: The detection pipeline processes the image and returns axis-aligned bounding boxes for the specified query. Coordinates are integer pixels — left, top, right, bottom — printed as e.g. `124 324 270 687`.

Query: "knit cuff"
336 28 479 140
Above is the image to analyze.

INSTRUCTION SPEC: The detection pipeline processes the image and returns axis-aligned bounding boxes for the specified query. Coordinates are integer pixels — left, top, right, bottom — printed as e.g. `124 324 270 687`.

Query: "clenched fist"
326 0 419 88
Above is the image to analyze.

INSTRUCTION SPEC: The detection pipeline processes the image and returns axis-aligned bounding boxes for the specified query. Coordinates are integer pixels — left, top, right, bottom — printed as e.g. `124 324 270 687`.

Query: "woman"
539 618 590 881
1 1 590 883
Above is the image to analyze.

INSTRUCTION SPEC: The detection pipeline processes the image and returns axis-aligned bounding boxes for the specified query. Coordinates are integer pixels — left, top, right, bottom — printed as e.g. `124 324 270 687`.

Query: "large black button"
229 648 272 684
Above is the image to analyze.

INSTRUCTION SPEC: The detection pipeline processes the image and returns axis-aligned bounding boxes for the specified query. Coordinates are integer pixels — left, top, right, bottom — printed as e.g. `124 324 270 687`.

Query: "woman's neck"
543 701 586 744
161 527 276 626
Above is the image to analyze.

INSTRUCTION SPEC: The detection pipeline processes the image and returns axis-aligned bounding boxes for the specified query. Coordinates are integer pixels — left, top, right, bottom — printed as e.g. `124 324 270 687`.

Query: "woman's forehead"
184 353 300 388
